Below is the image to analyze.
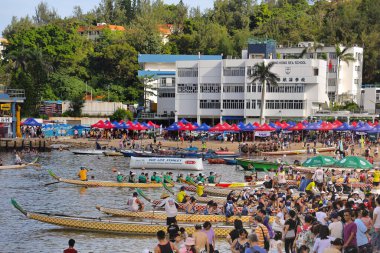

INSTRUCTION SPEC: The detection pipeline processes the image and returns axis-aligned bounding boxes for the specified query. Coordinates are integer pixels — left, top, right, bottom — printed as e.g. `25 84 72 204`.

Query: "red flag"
328 59 333 71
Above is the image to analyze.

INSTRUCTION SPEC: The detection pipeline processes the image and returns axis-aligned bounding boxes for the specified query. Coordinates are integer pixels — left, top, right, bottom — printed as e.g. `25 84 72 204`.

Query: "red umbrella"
289 122 305 131
147 121 160 129
91 120 105 128
255 123 276 131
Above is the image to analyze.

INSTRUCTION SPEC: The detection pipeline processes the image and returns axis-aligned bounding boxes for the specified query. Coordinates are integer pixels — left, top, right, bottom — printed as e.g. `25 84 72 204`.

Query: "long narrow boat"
0 158 39 170
12 199 236 237
130 157 203 171
261 147 335 156
103 151 123 156
48 170 173 188
72 150 104 155
236 158 285 171
96 206 253 223
179 178 255 189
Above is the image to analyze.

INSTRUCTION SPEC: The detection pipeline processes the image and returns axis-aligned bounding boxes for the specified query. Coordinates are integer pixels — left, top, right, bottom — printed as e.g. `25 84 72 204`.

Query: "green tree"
67 94 85 117
249 62 279 124
110 108 128 121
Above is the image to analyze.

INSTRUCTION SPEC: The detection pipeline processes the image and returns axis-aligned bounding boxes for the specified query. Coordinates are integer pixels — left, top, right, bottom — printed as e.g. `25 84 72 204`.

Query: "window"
329 65 337 73
328 92 336 102
329 53 337 59
313 68 319 76
222 100 244 109
264 100 304 110
266 84 305 93
200 100 220 109
200 83 221 93
158 92 175 98
328 79 336 86
178 68 198 77
177 83 198 93
223 67 245 76
247 66 258 76
354 79 359 84
160 78 167 86
246 84 251 93
355 66 361 72
246 100 251 109
223 84 244 93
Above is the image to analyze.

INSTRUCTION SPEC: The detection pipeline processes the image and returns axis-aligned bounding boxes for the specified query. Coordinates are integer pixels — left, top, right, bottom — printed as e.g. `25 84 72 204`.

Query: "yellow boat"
12 199 236 237
48 170 173 188
0 158 39 170
96 206 253 223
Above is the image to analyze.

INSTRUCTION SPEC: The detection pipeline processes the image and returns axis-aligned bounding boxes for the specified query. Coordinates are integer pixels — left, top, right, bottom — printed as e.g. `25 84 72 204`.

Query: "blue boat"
223 158 237 165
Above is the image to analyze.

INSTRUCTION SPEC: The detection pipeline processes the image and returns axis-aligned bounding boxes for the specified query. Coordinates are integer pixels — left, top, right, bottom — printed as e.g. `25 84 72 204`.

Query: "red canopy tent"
276 121 290 129
289 122 305 131
179 123 197 131
147 121 160 129
129 122 148 131
222 122 232 131
230 124 241 132
91 120 105 128
319 122 335 131
209 123 228 132
255 123 276 131
333 120 343 127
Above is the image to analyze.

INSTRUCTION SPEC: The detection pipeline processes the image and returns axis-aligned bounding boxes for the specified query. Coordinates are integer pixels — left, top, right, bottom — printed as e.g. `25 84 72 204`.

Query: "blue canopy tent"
355 123 373 132
117 122 130 129
22 118 42 127
304 122 321 131
112 121 121 129
333 123 353 131
179 118 189 124
165 122 181 131
269 122 282 131
141 122 152 129
241 123 256 131
367 125 380 134
196 123 210 131
71 125 90 130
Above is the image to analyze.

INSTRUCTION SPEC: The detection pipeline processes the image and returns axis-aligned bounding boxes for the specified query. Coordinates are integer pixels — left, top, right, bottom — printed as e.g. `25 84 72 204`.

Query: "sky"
0 0 214 35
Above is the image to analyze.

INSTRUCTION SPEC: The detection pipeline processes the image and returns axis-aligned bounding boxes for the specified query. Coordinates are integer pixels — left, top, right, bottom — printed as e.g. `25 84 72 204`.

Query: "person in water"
63 239 77 253
77 167 88 181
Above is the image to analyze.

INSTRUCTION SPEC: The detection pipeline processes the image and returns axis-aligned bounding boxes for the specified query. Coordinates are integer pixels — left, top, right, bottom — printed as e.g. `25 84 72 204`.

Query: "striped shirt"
254 223 269 248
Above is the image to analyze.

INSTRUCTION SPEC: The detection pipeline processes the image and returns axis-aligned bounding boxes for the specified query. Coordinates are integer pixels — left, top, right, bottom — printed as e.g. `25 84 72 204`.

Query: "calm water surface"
0 151 263 253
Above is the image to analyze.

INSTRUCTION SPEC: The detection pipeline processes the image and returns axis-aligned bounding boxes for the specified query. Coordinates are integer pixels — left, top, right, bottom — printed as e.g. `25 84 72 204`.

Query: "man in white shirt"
156 192 178 225
328 212 343 239
313 167 324 190
315 205 328 225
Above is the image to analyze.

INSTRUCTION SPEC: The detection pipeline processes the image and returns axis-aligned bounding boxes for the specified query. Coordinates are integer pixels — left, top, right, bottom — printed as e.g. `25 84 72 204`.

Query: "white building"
360 84 380 114
175 58 328 123
276 42 363 104
0 38 8 60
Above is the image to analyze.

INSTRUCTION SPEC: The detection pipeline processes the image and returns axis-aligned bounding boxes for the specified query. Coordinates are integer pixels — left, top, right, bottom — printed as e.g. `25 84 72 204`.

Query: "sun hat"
185 237 195 246
160 192 170 199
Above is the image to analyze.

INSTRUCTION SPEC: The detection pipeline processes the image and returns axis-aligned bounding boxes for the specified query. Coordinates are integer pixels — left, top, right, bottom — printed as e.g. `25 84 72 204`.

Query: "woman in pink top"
360 209 373 230
202 221 216 252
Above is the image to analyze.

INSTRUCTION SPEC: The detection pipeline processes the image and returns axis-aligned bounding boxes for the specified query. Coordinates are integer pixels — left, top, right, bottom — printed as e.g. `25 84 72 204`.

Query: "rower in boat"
151 172 158 182
185 173 195 184
176 186 188 203
127 192 144 211
77 167 88 181
164 172 173 183
183 196 197 214
196 182 207 197
138 172 147 183
196 173 205 183
15 152 22 165
176 173 184 183
207 172 216 184
128 172 136 183
116 172 125 182
155 174 163 183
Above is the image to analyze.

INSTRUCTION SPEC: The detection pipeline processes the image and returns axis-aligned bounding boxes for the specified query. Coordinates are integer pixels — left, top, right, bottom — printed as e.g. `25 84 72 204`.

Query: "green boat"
236 158 285 171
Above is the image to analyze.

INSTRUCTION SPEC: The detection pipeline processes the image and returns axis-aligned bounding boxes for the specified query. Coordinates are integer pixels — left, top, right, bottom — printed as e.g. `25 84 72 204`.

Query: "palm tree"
249 62 279 124
297 41 324 59
335 45 355 102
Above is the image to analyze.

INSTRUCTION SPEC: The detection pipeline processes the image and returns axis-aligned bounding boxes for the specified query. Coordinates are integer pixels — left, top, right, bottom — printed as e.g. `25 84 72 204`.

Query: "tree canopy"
1 0 379 116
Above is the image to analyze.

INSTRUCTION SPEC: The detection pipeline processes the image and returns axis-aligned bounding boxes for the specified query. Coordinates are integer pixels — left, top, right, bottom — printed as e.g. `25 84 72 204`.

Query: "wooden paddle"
44 181 60 186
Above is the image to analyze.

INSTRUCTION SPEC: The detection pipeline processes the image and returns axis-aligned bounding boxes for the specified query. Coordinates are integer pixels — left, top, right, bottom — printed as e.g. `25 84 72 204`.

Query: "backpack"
225 201 234 217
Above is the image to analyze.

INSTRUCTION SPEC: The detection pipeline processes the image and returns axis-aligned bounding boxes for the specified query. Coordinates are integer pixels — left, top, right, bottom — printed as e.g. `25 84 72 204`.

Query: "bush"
110 108 134 121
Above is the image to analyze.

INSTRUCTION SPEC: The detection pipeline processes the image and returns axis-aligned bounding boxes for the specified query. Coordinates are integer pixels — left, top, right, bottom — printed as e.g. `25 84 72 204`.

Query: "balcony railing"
0 87 26 98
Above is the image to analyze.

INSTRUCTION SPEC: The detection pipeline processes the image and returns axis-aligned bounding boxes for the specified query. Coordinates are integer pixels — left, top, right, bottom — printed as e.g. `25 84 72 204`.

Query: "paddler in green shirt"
155 174 162 183
207 172 216 184
176 173 184 183
185 173 195 184
163 172 173 183
116 172 124 182
138 172 147 183
196 173 205 183
151 172 157 182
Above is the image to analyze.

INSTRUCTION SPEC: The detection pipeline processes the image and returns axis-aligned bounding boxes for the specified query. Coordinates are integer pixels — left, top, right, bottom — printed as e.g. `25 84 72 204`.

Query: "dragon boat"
0 158 39 170
12 199 237 237
48 170 173 188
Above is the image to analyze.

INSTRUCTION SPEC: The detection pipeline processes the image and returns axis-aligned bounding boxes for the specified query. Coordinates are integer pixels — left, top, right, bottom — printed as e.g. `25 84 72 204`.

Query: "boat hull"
97 206 252 223
72 150 104 155
236 158 282 171
130 157 203 171
261 147 335 156
0 158 39 170
48 170 171 188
